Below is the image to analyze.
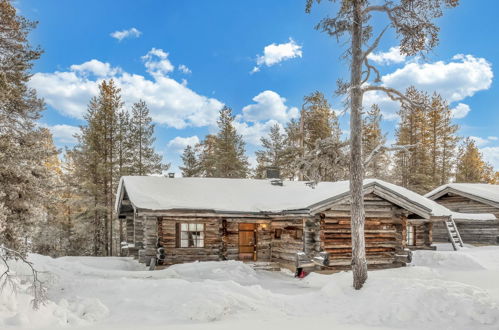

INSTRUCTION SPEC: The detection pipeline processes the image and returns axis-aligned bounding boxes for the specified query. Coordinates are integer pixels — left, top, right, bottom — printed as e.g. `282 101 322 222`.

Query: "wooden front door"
239 223 256 261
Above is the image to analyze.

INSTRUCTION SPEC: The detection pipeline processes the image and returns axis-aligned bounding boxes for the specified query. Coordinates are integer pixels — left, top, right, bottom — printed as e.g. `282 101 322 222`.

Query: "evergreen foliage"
255 124 287 179
0 0 58 252
393 87 460 193
72 83 168 255
362 104 389 179
456 138 495 183
129 100 168 176
180 145 201 177
198 107 249 178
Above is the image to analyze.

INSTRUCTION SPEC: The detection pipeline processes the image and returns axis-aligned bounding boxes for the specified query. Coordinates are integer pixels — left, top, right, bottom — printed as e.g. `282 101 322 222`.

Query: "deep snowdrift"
2 246 499 329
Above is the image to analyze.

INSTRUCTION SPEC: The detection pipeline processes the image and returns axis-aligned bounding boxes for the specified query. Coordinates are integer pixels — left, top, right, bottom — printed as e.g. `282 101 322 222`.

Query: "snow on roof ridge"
425 183 499 205
115 176 496 220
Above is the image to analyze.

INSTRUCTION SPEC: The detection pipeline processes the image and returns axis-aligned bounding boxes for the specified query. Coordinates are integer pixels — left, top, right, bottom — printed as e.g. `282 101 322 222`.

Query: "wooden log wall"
149 216 296 266
157 217 222 265
124 214 134 257
319 193 410 268
433 193 499 245
434 193 499 218
304 216 321 256
270 218 304 265
433 219 499 245
406 222 433 250
143 216 158 265
130 213 144 259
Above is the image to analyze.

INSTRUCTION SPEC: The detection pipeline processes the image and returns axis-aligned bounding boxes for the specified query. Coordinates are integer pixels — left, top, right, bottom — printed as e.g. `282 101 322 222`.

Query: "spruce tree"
198 134 218 177
116 110 132 177
456 138 493 183
0 1 58 252
302 91 337 150
180 145 200 177
212 106 249 178
129 100 168 176
362 104 389 179
295 92 347 182
255 124 287 179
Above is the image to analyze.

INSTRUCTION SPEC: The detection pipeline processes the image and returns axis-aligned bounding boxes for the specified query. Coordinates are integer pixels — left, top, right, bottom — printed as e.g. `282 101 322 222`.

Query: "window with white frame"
178 223 205 248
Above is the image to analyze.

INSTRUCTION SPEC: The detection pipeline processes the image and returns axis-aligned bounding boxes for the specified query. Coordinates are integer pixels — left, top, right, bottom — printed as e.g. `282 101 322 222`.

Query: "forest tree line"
0 0 497 258
180 89 499 194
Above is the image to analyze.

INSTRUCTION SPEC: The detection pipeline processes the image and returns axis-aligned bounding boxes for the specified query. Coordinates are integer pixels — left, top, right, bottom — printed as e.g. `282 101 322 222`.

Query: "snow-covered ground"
2 244 499 330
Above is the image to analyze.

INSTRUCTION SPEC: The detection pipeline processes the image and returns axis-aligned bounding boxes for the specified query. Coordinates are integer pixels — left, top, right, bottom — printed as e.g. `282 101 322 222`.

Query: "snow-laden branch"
362 85 424 108
0 246 47 309
364 142 417 167
362 25 389 61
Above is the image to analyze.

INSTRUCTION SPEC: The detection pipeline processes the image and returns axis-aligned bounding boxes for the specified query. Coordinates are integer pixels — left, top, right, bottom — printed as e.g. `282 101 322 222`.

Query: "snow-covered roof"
115 176 496 220
426 183 499 209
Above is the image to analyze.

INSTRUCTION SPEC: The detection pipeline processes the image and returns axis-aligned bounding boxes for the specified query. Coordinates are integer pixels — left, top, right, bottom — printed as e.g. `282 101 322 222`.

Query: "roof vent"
168 172 175 178
270 179 283 186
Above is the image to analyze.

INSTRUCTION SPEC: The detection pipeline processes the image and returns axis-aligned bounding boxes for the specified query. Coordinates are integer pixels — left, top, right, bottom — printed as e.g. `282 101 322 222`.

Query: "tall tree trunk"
350 0 367 290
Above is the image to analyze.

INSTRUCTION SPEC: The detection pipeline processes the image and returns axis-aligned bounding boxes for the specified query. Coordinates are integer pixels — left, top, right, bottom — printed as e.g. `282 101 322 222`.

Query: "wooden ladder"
445 216 464 250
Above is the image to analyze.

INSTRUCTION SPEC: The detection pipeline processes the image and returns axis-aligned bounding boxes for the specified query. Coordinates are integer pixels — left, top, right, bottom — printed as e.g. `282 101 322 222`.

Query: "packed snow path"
2 245 499 330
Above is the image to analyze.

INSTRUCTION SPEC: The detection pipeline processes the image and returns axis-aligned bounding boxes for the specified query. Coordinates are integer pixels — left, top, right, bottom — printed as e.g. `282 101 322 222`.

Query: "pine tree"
198 134 218 177
280 119 302 179
307 0 458 289
393 88 459 193
129 100 168 176
362 104 389 179
456 138 493 183
180 145 200 177
73 80 122 255
0 1 58 252
255 124 287 178
199 107 249 178
302 91 337 150
283 91 347 181
116 110 132 177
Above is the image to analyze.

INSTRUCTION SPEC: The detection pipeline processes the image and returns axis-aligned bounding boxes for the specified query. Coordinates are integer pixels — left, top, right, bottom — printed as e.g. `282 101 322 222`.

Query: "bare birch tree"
306 0 459 289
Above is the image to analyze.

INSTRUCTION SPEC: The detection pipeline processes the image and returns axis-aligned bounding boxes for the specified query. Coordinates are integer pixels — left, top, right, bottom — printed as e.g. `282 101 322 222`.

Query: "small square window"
178 223 205 248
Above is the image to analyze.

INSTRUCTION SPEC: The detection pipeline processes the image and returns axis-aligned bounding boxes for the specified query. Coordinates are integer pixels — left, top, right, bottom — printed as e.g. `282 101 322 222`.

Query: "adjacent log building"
426 183 499 245
115 177 482 271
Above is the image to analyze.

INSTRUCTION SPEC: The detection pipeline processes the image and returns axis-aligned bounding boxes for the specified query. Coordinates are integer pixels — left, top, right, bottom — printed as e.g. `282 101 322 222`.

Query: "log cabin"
426 184 499 245
115 177 483 271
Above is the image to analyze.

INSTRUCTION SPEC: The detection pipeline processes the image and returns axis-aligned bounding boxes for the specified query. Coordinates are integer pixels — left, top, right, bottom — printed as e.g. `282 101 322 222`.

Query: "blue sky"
18 0 499 172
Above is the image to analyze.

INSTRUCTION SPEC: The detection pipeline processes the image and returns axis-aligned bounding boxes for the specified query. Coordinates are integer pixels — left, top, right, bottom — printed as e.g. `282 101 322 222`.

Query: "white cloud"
451 103 471 119
233 119 282 146
481 146 499 170
362 90 400 121
110 27 142 41
141 48 175 76
178 64 191 74
167 136 200 152
382 54 493 102
252 38 302 73
241 90 299 123
470 136 489 147
29 48 224 129
363 54 493 120
44 124 79 144
70 59 121 77
367 46 406 65
469 136 499 148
